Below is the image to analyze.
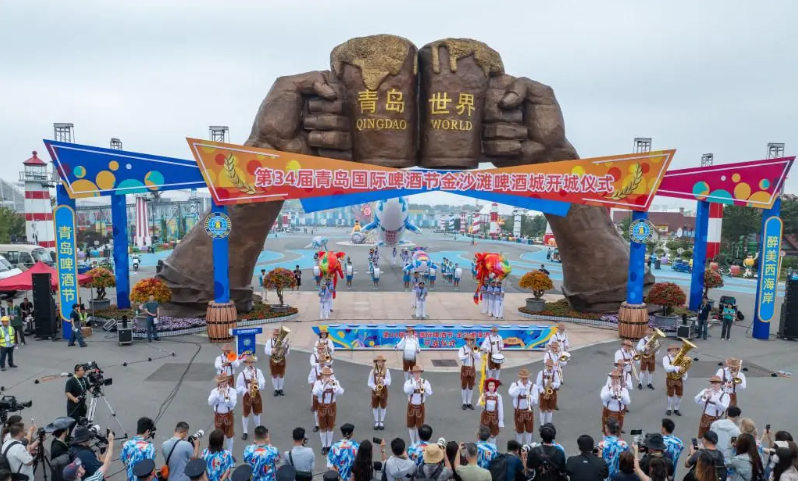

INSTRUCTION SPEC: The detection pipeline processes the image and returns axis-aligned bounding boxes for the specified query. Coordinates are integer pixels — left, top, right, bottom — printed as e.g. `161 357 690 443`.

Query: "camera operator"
283 428 315 481
51 427 70 460
2 423 41 481
61 432 115 481
684 431 726 481
65 364 89 420
566 435 609 481
121 418 156 481
69 426 103 477
638 434 674 480
384 438 416 481
162 422 201 481
525 424 566 481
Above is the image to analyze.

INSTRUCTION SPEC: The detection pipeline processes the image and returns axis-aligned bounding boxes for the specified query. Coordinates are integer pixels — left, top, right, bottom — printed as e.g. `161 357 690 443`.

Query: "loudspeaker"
677 324 693 339
778 276 798 339
32 273 56 338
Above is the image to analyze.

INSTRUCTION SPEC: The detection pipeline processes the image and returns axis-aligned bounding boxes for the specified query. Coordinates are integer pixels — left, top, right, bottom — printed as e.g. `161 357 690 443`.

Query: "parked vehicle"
0 244 54 269
0 254 23 298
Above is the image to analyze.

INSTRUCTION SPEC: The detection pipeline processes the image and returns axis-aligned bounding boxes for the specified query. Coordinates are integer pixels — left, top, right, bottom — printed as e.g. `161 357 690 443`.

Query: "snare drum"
491 353 505 365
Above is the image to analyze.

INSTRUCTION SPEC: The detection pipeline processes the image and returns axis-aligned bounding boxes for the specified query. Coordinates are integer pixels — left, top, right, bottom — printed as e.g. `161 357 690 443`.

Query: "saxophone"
544 372 553 399
374 363 385 396
249 372 259 399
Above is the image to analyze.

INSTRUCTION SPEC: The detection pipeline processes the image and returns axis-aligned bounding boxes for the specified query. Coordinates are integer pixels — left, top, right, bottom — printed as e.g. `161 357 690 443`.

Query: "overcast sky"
1 0 795 210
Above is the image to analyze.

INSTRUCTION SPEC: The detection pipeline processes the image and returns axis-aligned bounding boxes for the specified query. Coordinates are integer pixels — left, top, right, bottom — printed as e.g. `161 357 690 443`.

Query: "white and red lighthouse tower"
134 196 152 249
21 151 55 249
459 211 466 234
543 221 555 245
706 203 723 260
489 203 499 237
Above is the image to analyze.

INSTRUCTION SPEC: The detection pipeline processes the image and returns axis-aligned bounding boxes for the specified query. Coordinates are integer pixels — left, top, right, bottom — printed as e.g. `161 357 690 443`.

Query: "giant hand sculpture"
160 34 646 315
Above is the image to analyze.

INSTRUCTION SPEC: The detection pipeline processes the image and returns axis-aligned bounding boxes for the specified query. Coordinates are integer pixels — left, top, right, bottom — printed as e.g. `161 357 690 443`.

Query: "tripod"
85 384 128 438
32 431 53 481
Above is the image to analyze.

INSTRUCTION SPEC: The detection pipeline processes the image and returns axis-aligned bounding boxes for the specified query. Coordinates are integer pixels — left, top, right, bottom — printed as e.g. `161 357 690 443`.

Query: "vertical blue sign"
756 216 783 323
54 206 80 323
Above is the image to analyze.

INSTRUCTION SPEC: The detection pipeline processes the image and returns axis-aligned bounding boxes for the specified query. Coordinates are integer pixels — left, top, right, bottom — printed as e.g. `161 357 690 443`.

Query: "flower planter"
270 305 292 314
90 298 111 311
525 298 546 312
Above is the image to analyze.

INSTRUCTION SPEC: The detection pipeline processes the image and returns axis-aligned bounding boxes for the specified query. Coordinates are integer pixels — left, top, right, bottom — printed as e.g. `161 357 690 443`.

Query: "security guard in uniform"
231 465 253 481
0 316 18 370
184 459 209 481
133 459 157 481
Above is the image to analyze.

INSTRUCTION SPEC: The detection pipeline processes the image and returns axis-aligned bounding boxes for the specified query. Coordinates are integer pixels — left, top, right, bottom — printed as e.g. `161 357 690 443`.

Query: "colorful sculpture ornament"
402 247 439 274
473 252 512 304
318 250 345 297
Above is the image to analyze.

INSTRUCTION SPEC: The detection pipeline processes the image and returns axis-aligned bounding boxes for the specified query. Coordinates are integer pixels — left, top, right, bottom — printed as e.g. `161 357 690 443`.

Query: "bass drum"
490 353 505 365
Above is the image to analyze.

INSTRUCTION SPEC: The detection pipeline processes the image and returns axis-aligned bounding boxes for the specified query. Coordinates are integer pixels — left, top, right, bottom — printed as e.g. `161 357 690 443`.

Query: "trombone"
628 349 641 384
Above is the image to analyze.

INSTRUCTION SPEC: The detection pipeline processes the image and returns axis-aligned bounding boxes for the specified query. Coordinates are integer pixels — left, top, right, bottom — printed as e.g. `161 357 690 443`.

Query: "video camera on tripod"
0 395 33 423
80 361 113 394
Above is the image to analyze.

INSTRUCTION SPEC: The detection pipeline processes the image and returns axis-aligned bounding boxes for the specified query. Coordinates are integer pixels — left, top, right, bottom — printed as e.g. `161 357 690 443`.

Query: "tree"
703 269 724 298
519 214 547 238
264 268 297 306
87 267 115 299
0 207 25 243
77 229 107 250
519 271 554 299
617 214 632 241
781 195 798 237
721 205 761 257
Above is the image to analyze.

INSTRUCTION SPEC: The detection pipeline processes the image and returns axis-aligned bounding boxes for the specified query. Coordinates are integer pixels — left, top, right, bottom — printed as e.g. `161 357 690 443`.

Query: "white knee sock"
524 433 533 444
226 437 234 453
319 431 326 446
540 412 547 426
373 409 380 423
271 377 279 390
468 389 474 404
545 412 553 424
279 377 286 390
314 412 319 427
409 429 417 444
461 389 468 404
667 396 673 410
404 371 410 382
515 433 523 443
489 437 496 446
242 416 249 434
674 397 682 410
253 415 261 427
379 408 386 422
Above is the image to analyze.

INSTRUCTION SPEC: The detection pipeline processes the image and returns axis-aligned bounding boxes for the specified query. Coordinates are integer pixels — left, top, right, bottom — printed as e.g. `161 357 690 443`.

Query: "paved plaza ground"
11 228 791 480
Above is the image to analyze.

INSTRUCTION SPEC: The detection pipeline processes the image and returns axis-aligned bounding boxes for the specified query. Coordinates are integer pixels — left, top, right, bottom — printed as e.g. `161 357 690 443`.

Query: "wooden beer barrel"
206 301 238 343
617 302 649 341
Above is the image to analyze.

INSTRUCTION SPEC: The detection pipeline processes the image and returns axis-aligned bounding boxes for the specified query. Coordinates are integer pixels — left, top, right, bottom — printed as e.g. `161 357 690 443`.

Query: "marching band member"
508 369 537 444
215 343 241 386
411 272 420 308
695 376 729 438
600 370 631 432
485 281 495 317
428 265 436 291
492 281 505 320
325 279 335 314
614 340 636 379
392 247 398 266
608 363 633 392
535 359 561 426
396 326 421 381
414 281 428 319
458 333 479 410
716 358 745 407
403 365 432 445
345 259 354 288
319 282 330 320
315 327 336 359
312 366 344 455
479 378 504 445
663 344 687 416
453 263 462 290
372 265 381 288
547 323 571 350
543 340 570 387
480 282 490 315
264 329 289 396
481 326 504 380
235 354 265 440
368 355 392 430
313 263 321 287
309 344 332 433
209 374 238 453
402 267 411 292
636 327 661 390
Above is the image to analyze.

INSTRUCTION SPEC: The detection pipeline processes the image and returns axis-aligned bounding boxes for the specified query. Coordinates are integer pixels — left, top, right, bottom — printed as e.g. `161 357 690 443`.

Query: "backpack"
532 446 562 481
414 463 444 481
0 441 30 481
488 453 508 481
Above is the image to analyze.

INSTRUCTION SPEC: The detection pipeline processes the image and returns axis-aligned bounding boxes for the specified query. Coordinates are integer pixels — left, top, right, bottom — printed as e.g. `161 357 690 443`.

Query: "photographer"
61 432 115 481
631 444 669 481
566 435 609 481
65 364 89 420
525 424 566 481
162 422 201 481
69 427 103 477
384 438 416 481
121 418 156 481
51 427 71 460
637 434 674 480
283 428 315 481
2 424 40 481
684 431 726 481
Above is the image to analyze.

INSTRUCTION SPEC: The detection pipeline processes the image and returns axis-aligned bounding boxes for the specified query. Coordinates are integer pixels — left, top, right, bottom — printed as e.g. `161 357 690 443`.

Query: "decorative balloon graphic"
317 251 345 298
472 252 512 304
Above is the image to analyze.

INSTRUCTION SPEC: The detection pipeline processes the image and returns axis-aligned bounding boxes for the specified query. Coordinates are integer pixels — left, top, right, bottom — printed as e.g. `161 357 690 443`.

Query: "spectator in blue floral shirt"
244 426 281 481
475 425 498 469
408 425 434 467
600 418 630 480
661 418 684 478
201 429 235 481
120 417 156 481
327 423 360 481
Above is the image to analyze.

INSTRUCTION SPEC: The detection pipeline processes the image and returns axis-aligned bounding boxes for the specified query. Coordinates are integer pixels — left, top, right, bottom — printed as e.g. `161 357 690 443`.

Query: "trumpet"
526 383 535 412
417 378 425 395
700 388 710 403
559 354 569 362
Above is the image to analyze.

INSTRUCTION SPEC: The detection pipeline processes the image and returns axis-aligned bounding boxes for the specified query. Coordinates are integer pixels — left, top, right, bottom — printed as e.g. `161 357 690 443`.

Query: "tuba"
666 338 696 380
643 328 666 357
272 326 291 364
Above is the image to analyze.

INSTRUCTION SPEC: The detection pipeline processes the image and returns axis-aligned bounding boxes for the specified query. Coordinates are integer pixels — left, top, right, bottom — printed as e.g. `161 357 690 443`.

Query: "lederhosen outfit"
406 381 427 428
400 337 419 373
665 355 684 397
510 382 535 435
601 387 628 431
310 360 324 414
720 368 740 407
242 369 263 417
480 392 501 437
268 338 286 377
698 391 728 438
212 388 235 439
316 383 338 430
459 346 477 389
638 337 657 373
537 370 558 411
485 335 503 371
371 370 389 409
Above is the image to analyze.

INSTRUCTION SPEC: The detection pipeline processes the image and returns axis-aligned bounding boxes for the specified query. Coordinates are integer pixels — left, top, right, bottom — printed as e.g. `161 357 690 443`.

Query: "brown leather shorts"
514 409 534 433
318 403 337 430
666 378 684 397
243 393 263 416
270 359 286 377
480 410 500 437
461 366 475 389
371 389 388 409
406 403 425 428
214 412 234 438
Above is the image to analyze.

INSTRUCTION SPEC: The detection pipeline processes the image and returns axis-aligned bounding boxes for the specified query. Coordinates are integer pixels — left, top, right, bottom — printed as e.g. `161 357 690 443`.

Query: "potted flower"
87 267 115 310
263 267 297 312
646 282 686 326
703 268 724 299
519 270 554 312
130 277 172 304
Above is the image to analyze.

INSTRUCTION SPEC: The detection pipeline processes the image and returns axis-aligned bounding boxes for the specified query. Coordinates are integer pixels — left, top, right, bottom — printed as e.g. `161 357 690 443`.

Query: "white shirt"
454 267 462 279
404 378 432 405
716 368 747 394
346 265 353 276
543 350 570 368
429 268 436 277
601 384 631 412
535 369 561 390
215 356 241 377
481 334 503 355
315 338 335 355
310 352 331 368
458 346 479 367
208 386 237 414
547 332 570 350
508 380 538 409
236 367 266 396
662 354 689 381
606 372 633 390
636 336 661 358
313 266 320 277
2 438 33 481
312 379 344 404
481 392 505 427
373 267 381 279
614 348 634 373
368 368 392 392
695 388 729 417
264 338 291 359
396 336 421 361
